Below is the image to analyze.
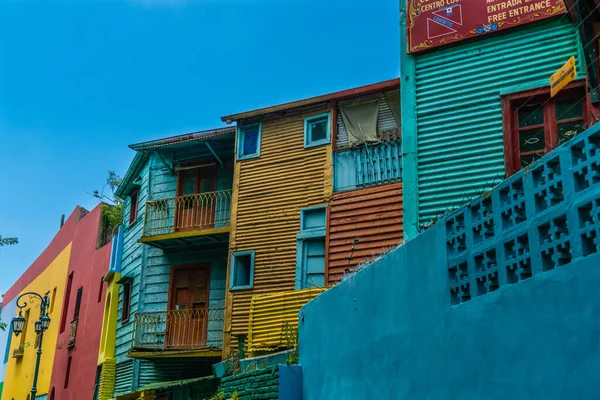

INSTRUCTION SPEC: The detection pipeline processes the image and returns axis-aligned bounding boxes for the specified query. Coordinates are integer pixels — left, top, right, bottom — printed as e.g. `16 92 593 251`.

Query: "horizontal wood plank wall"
226 104 332 351
327 182 403 285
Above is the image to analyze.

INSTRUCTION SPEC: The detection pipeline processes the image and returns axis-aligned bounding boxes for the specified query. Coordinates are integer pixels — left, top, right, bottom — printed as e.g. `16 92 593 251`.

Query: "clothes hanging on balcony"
340 99 380 146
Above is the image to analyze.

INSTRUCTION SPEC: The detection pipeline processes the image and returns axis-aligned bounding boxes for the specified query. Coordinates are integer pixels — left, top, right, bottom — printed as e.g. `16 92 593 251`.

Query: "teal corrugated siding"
138 358 216 388
114 360 134 395
116 159 151 363
415 18 581 225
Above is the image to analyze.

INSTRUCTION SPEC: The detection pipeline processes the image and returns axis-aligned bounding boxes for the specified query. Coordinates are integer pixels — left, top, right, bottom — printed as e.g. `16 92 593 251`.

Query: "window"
49 287 57 314
73 287 83 320
296 206 327 289
230 251 255 290
502 82 586 175
60 272 74 333
121 280 132 323
237 123 262 160
64 356 72 388
92 366 102 400
97 278 104 303
129 188 139 225
304 113 331 148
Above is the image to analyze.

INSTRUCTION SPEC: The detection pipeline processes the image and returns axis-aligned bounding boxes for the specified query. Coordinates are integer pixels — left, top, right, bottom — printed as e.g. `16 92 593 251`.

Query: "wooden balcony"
129 308 224 359
139 190 231 249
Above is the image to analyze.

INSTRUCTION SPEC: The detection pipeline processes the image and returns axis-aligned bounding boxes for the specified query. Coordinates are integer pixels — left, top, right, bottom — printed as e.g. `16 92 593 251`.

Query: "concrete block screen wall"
299 122 600 399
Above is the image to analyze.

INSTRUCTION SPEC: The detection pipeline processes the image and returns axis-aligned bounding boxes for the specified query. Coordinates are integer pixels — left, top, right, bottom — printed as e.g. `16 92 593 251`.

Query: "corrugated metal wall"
227 104 332 350
114 360 134 395
336 93 399 149
414 18 581 226
247 288 325 353
138 358 216 387
327 182 403 284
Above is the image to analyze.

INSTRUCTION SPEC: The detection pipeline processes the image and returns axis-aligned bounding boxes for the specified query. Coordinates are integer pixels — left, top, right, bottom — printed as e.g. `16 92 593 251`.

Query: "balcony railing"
143 190 232 237
132 308 224 352
68 318 78 349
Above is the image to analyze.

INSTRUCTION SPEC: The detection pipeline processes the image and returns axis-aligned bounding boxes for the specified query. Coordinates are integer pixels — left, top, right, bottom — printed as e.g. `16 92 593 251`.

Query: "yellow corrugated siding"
226 104 332 352
247 288 325 352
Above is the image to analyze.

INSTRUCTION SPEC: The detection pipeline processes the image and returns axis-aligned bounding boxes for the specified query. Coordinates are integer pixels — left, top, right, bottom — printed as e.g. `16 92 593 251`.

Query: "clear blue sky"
0 0 400 296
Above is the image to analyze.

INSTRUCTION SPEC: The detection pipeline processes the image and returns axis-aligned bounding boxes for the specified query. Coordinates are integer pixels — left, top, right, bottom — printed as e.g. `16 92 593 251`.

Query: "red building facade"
48 205 113 400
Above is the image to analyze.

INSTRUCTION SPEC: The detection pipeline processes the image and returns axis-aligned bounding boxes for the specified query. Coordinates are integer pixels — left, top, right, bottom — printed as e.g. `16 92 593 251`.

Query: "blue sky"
0 0 399 295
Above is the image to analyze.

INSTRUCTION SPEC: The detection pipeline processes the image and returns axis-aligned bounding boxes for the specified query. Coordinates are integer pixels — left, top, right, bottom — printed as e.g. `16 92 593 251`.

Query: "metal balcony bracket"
205 142 223 166
153 151 175 175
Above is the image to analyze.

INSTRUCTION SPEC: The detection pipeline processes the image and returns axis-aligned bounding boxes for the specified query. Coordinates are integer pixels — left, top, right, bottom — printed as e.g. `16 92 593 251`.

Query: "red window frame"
502 80 587 176
129 188 139 225
121 280 132 323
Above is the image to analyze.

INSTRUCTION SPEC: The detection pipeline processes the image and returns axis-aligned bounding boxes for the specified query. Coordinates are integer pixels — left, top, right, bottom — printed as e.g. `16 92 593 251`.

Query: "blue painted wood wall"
114 153 233 396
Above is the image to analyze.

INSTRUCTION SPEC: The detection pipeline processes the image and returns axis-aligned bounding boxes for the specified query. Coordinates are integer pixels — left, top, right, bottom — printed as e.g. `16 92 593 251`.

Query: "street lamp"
11 291 51 400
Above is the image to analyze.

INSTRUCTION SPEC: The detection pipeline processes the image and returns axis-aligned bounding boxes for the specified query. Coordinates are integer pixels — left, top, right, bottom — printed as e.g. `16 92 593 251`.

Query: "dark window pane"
557 120 585 145
518 128 545 153
556 97 584 121
520 153 544 168
517 105 544 128
242 128 258 156
183 170 196 195
309 118 328 142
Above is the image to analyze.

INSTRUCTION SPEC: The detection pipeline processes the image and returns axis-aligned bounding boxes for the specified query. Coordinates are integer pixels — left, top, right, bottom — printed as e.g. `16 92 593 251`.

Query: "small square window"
237 124 262 160
304 113 330 148
230 251 255 290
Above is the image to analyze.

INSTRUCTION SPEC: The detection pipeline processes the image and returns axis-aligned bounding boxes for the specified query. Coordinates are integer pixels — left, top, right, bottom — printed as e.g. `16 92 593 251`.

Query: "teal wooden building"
112 127 235 398
400 0 600 238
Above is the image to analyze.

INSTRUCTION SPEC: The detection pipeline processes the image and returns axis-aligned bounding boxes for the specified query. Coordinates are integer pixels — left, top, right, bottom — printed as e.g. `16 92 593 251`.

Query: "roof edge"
221 78 400 123
129 126 236 151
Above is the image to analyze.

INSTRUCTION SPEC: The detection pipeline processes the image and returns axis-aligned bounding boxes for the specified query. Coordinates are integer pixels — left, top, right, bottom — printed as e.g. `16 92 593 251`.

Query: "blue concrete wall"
300 123 600 399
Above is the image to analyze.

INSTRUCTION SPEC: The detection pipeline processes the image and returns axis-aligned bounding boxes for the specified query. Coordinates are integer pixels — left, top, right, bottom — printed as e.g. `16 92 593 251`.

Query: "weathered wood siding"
116 158 151 365
226 104 333 351
115 154 233 394
327 182 403 284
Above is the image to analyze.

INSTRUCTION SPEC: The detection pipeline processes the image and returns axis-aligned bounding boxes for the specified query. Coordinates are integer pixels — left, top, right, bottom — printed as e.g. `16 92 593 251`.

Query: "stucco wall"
2 244 72 400
300 227 600 399
300 122 600 399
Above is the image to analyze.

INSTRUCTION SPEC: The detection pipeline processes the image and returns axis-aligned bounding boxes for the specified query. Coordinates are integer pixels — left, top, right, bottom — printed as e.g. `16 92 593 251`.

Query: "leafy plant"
92 170 124 235
283 323 299 365
224 350 241 376
209 392 226 400
0 236 18 247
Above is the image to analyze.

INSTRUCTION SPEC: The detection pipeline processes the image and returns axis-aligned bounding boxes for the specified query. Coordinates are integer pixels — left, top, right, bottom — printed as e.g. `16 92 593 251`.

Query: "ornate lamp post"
11 291 51 400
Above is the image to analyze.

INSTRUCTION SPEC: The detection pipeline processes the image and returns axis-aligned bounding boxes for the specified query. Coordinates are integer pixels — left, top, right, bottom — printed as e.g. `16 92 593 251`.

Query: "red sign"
406 0 567 53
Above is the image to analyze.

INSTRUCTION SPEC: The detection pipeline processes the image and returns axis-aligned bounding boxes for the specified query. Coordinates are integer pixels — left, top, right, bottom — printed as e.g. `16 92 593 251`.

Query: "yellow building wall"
2 243 72 400
97 272 120 400
224 104 333 354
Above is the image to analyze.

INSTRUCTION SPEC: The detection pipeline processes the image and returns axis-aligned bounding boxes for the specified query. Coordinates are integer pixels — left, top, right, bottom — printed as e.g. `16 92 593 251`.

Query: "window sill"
304 139 329 149
237 153 260 161
125 217 142 233
230 285 254 291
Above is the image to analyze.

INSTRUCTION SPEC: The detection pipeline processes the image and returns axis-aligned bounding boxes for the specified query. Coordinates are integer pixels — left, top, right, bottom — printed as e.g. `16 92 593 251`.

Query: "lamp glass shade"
34 319 42 334
11 313 26 336
40 315 51 330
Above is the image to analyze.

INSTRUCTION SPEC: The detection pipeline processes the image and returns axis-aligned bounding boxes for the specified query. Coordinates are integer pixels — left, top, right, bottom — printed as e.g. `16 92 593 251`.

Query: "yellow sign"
550 56 576 97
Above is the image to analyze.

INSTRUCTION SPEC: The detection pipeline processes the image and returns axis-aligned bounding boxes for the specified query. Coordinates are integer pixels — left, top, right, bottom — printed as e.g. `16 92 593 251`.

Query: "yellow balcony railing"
142 190 232 237
247 288 325 353
132 308 224 351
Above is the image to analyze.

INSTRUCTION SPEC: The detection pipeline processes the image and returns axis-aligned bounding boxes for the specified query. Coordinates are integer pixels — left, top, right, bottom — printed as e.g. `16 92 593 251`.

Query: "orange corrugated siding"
225 104 333 352
327 182 403 285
